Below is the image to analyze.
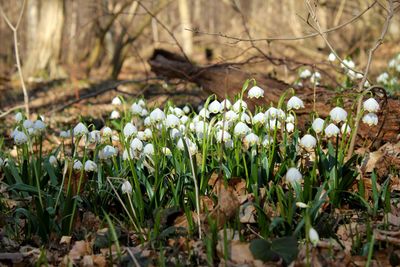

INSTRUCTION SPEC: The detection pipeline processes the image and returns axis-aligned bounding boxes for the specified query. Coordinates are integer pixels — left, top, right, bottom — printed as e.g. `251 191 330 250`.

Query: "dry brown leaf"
388 213 400 227
216 240 255 265
68 240 91 261
60 236 72 246
239 203 257 224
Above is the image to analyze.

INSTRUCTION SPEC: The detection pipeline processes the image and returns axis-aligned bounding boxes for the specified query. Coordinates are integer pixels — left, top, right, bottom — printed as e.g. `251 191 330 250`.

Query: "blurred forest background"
0 0 399 117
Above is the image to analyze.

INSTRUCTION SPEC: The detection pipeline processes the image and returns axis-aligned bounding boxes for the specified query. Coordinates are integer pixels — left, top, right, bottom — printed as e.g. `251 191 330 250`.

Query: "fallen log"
149 49 400 147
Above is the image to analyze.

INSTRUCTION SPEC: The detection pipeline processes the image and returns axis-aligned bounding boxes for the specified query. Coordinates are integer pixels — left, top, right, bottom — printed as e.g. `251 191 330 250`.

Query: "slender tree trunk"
178 0 193 56
23 0 65 78
67 0 78 64
26 0 38 57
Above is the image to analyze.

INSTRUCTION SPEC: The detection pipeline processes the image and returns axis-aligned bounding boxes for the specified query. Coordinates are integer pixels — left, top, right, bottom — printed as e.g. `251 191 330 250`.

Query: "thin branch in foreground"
0 0 30 117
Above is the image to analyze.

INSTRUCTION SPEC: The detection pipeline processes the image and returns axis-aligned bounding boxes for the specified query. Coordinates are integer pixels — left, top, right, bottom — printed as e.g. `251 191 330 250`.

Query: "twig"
347 0 395 157
188 1 377 44
0 0 29 117
0 104 25 118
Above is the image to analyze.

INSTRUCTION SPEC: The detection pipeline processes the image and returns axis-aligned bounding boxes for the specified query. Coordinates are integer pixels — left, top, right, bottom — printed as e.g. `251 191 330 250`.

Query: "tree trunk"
26 0 39 57
148 49 400 147
23 0 65 79
178 0 193 56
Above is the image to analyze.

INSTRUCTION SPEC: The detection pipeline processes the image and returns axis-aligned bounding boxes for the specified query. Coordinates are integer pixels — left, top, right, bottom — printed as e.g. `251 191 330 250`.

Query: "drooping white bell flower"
130 103 143 115
183 105 190 114
150 108 166 123
73 122 89 136
286 114 295 123
33 120 46 134
341 58 355 70
137 131 145 140
252 112 266 125
180 115 189 124
220 99 232 109
166 114 180 128
262 135 273 147
102 127 112 137
299 69 312 79
240 113 251 124
15 112 23 123
130 138 143 152
285 167 303 185
208 100 222 114
324 123 340 137
328 52 336 62
198 107 210 119
286 123 295 133
287 96 304 110
362 113 378 126
141 109 148 117
14 130 28 145
84 160 97 172
329 107 347 123
88 130 101 143
340 123 351 135
162 147 172 156
143 143 155 156
248 86 264 99
266 119 281 130
170 128 181 139
215 130 231 143
234 122 250 137
73 159 83 171
177 138 198 155
123 123 137 138
376 72 389 84
99 145 117 160
312 118 325 134
265 107 278 120
49 155 58 168
243 133 260 146
60 130 71 139
300 134 317 151
225 110 239 122
296 202 309 208
121 180 133 194
111 96 122 105
144 116 151 127
310 72 321 84
173 107 184 117
144 128 153 140
137 99 146 107
232 100 248 113
309 227 320 246
363 98 379 113
110 110 120 119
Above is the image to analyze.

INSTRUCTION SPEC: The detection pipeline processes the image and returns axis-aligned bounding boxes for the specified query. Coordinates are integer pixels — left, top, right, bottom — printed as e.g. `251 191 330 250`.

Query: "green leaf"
271 236 298 264
250 239 279 262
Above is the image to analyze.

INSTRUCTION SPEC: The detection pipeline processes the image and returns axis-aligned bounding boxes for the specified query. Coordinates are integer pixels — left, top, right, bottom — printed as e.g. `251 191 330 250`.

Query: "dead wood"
148 49 400 146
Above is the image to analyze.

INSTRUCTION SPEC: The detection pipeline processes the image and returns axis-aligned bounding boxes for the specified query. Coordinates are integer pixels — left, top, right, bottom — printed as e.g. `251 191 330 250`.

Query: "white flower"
180 115 189 124
266 119 281 130
138 99 146 107
340 123 351 135
198 108 210 118
234 122 250 137
49 155 58 167
287 96 304 110
110 110 120 119
123 123 137 138
144 128 153 140
329 107 347 123
73 159 83 171
88 130 101 143
73 123 88 137
253 112 266 125
248 86 264 99
177 138 197 155
215 130 231 143
376 72 389 84
232 100 247 113
121 180 132 194
173 107 184 117
299 69 312 79
99 145 117 160
137 131 145 140
208 100 222 114
240 113 251 124
14 130 28 145
15 112 23 122
286 114 295 123
363 98 379 113
243 133 260 146
310 72 321 84
144 117 151 126
362 113 378 126
183 105 190 114
102 127 112 137
300 134 317 150
84 160 97 172
23 120 33 129
150 108 166 123
286 123 295 133
162 147 172 156
324 123 340 137
296 202 309 208
170 128 181 139
141 109 148 117
143 143 155 156
341 58 355 70
131 103 143 115
33 120 46 133
285 167 302 185
225 110 239 121
328 53 336 62
312 118 325 134
111 96 122 105
60 130 71 138
265 107 278 119
166 114 180 128
309 227 320 246
220 99 232 109
130 138 143 152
